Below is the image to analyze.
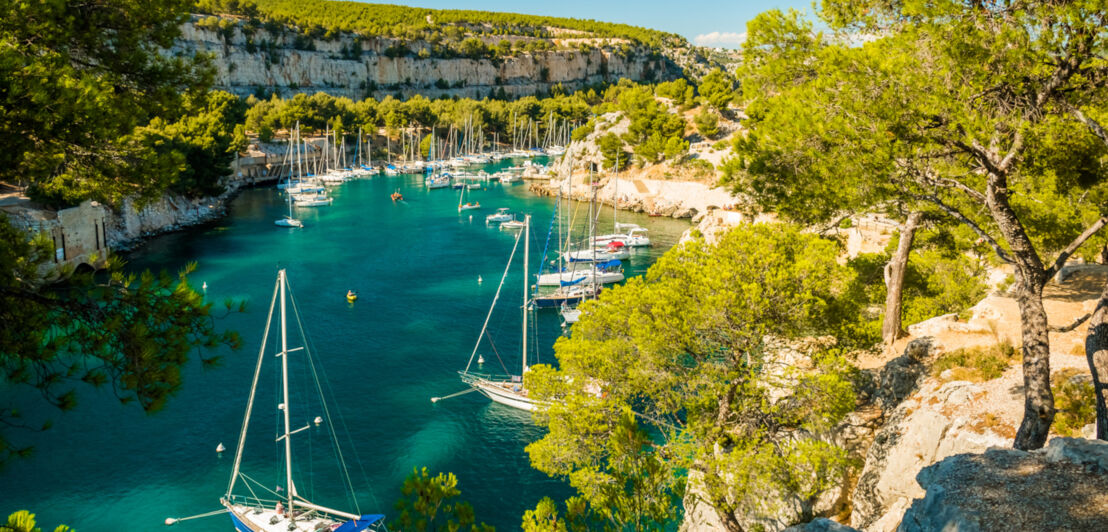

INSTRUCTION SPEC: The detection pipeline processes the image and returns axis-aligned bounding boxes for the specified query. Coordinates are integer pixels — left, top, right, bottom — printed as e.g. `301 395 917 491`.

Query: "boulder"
899 439 1108 531
849 380 1009 531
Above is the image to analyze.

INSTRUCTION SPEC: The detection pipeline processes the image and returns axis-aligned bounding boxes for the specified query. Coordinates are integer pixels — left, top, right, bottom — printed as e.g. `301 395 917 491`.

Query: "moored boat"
456 215 539 411
220 270 385 532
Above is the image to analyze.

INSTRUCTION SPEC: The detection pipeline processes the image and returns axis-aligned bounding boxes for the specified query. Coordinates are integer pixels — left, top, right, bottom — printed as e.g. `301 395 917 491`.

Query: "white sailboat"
221 270 384 532
592 162 651 247
458 182 480 211
276 124 305 227
562 174 630 262
459 215 538 412
274 190 303 228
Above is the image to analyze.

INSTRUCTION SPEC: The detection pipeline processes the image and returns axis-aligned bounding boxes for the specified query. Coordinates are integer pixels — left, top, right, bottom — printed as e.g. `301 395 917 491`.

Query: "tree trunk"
985 175 1055 450
1086 279 1108 440
883 212 922 351
714 507 745 532
1012 275 1055 450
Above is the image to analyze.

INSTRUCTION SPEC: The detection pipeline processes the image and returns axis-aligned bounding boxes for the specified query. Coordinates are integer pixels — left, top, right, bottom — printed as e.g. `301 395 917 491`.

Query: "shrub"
694 107 720 138
1052 368 1096 437
932 342 1018 382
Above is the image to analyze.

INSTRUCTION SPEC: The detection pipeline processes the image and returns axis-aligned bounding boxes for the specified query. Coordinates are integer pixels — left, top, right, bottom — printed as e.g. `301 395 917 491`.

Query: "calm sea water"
0 162 690 531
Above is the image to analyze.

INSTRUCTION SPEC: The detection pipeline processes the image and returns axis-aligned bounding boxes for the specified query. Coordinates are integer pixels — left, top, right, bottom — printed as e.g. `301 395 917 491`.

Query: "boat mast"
278 270 296 509
296 122 303 181
522 214 529 376
613 157 619 231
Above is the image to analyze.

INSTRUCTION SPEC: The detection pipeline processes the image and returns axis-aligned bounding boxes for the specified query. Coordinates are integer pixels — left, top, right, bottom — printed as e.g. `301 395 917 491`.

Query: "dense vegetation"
243 91 593 142
0 0 244 465
0 0 215 208
525 224 873 530
239 74 737 169
193 0 683 51
727 2 1108 450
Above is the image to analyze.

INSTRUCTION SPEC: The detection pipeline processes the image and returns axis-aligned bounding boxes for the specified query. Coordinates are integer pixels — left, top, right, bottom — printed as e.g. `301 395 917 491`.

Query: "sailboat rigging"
221 270 385 532
458 215 538 411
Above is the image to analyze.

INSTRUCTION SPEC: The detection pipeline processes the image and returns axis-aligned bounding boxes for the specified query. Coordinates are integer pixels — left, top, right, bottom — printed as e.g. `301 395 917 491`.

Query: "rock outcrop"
898 438 1108 532
534 112 741 222
106 191 232 249
848 379 1011 531
176 17 677 100
784 518 860 532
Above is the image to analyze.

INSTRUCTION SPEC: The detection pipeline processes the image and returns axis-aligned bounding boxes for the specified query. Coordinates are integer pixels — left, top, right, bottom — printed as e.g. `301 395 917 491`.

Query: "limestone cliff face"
175 18 677 99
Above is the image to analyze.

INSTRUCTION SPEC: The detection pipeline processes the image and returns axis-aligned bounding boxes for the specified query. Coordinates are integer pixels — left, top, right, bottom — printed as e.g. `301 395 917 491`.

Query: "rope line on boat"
431 387 480 403
465 224 524 372
164 508 227 525
287 281 364 515
483 328 511 376
226 276 280 499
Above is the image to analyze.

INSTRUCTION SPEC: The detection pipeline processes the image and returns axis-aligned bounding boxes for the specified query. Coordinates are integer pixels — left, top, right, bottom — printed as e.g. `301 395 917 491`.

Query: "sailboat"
562 177 630 262
458 182 480 211
221 270 384 532
459 215 538 411
276 124 307 227
274 191 303 228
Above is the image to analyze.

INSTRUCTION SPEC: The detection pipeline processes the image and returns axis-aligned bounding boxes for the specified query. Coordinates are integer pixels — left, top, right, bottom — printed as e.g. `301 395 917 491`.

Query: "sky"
371 0 815 48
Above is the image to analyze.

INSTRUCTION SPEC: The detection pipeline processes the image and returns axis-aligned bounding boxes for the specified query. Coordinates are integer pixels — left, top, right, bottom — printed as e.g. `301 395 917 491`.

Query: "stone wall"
2 200 111 269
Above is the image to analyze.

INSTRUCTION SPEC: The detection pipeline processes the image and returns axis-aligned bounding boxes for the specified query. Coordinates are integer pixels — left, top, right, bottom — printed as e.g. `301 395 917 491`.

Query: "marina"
0 160 690 531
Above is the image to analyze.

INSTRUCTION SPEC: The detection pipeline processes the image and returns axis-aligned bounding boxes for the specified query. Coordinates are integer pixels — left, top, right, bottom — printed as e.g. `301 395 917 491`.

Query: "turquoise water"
0 163 690 530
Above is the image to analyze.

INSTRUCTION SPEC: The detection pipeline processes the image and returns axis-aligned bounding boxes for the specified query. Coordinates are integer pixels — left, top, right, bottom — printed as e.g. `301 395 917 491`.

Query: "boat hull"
563 249 630 262
469 378 536 411
536 269 624 286
533 294 586 308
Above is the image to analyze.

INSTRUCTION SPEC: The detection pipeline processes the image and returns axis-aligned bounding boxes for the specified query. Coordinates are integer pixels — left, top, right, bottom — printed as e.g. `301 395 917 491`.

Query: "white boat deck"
228 504 342 532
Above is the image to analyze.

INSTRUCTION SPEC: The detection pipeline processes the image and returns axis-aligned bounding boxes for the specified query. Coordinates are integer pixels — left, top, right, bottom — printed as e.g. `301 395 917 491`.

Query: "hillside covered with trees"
194 0 685 50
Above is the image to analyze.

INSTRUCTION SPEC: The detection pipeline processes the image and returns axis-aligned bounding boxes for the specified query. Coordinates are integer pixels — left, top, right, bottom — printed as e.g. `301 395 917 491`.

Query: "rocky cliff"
175 16 678 100
680 265 1108 532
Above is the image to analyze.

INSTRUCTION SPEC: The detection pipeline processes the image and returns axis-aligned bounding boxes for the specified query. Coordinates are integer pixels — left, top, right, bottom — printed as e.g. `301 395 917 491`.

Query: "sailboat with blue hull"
221 270 385 532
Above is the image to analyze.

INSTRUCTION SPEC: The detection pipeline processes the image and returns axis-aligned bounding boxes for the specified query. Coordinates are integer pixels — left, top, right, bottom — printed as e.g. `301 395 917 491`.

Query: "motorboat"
486 208 513 223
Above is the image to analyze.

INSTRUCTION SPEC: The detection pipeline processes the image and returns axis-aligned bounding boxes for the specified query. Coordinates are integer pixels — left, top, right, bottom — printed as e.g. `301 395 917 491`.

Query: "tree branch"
909 193 1015 264
1064 102 1108 146
1047 216 1108 278
1051 312 1093 333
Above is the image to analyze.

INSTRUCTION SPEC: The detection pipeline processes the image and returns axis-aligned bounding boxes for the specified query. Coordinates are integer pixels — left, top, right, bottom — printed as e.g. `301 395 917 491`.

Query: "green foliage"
733 4 1108 248
390 468 494 532
613 86 688 165
1052 369 1096 437
521 496 593 532
242 91 592 145
1 511 70 532
139 91 248 198
527 224 872 526
693 107 719 138
653 79 688 101
0 215 243 466
932 343 1019 382
597 133 630 170
197 0 683 50
697 69 735 111
525 410 683 531
570 119 595 142
0 0 214 208
848 226 989 328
